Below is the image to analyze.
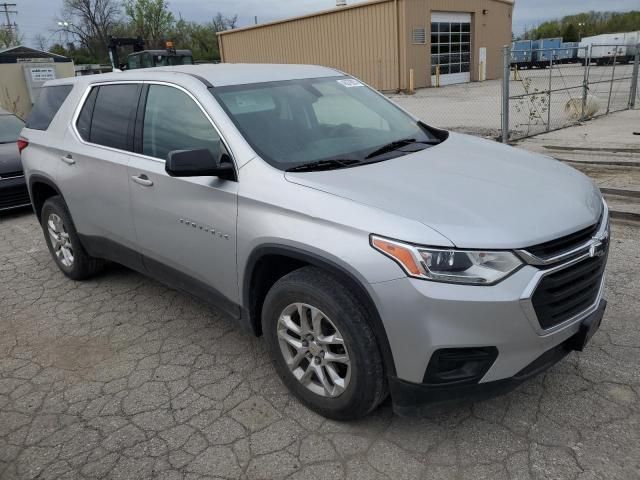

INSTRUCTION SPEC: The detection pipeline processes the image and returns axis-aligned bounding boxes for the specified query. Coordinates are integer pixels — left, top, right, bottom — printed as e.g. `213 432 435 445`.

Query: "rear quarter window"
25 85 73 130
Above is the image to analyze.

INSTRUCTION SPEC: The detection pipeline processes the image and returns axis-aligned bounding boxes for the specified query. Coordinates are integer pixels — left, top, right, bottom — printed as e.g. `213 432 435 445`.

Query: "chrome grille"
531 250 607 330
525 222 599 262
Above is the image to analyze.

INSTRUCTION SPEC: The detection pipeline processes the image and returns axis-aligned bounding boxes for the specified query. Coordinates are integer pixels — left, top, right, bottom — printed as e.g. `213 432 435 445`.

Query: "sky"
9 0 640 49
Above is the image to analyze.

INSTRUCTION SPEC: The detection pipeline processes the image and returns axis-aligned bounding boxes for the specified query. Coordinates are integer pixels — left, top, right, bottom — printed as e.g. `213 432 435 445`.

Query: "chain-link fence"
387 77 504 139
388 74 502 138
386 44 639 142
504 44 640 142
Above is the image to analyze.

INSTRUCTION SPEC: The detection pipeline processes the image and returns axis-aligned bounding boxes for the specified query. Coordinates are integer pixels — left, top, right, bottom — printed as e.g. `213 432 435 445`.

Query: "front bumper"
389 299 606 415
369 241 607 408
0 175 31 211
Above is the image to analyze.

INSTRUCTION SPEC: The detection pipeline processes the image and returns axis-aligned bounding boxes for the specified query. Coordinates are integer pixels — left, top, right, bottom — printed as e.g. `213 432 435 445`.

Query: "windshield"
0 114 24 143
211 77 442 171
155 55 194 67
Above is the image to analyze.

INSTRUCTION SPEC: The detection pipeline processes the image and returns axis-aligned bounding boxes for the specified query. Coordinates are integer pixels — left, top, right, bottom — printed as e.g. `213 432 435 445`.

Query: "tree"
527 10 640 41
561 23 579 42
124 0 174 48
0 28 23 48
169 13 238 62
34 34 49 52
212 12 237 32
49 43 67 56
531 20 562 40
172 20 215 60
53 0 237 64
59 0 122 61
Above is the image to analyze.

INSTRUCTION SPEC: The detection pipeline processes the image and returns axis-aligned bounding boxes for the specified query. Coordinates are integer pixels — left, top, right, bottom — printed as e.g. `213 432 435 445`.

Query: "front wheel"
262 267 388 420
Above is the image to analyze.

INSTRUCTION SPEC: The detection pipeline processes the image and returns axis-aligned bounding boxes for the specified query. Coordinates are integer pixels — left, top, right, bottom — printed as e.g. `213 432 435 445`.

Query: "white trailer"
625 31 640 60
579 32 639 65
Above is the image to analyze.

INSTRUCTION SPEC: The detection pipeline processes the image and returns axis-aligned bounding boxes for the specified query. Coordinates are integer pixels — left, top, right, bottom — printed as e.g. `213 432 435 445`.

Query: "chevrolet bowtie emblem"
589 237 607 258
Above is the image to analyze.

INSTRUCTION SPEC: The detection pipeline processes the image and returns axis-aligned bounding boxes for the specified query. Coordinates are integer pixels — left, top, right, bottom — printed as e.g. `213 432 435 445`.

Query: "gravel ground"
1 209 639 480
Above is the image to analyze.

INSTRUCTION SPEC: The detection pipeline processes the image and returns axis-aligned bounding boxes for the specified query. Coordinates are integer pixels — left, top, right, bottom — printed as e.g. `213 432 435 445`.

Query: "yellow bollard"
409 68 415 94
435 65 441 88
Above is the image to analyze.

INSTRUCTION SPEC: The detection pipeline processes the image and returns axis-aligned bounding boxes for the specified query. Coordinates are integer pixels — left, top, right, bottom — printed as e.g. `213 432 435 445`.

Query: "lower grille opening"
423 347 498 385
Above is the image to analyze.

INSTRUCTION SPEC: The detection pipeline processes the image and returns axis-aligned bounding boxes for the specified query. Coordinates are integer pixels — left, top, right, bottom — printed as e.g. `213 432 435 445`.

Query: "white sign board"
29 67 56 82
22 63 58 104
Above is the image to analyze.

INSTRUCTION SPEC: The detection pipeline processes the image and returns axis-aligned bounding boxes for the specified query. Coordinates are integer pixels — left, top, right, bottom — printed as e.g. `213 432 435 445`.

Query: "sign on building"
29 67 56 82
22 63 58 103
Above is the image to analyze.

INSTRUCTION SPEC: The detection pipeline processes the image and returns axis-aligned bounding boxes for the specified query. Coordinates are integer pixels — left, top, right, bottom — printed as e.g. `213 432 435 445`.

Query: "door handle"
131 174 153 187
61 154 75 165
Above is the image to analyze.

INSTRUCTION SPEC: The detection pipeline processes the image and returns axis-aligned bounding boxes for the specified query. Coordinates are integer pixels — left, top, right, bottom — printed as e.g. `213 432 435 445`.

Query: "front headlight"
371 235 523 285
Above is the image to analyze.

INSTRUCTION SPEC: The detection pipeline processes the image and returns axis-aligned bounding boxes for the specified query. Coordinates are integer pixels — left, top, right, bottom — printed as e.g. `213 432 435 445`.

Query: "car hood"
0 142 22 176
285 133 603 249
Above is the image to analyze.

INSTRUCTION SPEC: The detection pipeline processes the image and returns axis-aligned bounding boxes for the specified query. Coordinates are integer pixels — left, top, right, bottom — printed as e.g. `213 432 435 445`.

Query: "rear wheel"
41 196 105 280
262 267 388 420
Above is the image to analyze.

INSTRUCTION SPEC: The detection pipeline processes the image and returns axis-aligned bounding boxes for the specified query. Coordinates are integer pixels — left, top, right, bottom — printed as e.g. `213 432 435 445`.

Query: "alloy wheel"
277 303 351 397
47 213 74 268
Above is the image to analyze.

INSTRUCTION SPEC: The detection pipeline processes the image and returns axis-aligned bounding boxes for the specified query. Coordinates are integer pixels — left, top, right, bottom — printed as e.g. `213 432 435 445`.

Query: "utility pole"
1 2 18 44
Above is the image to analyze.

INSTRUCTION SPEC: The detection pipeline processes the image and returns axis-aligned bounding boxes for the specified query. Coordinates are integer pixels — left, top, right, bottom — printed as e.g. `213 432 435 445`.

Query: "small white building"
0 46 75 119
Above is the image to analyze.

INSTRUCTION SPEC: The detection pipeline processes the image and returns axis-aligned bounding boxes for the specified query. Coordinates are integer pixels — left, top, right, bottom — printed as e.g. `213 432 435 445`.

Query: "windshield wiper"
286 159 362 172
365 138 441 160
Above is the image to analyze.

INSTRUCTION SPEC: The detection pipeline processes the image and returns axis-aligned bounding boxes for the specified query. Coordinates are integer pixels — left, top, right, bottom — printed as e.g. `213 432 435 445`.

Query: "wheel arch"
242 244 397 377
28 174 65 222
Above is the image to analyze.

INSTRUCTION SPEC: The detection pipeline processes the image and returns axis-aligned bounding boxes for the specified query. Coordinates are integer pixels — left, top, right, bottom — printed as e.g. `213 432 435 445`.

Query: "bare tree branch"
60 0 122 59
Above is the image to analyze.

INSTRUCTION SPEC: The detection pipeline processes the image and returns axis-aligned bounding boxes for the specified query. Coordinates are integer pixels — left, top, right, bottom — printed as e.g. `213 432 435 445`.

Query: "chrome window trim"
515 200 609 266
70 80 238 173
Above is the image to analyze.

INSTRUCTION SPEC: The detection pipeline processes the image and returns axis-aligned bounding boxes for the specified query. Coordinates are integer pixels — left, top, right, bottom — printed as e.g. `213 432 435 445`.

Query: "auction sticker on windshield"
337 79 364 88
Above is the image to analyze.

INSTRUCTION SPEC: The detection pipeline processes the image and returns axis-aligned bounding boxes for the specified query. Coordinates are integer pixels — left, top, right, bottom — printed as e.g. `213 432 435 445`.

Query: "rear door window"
84 84 140 151
25 85 73 130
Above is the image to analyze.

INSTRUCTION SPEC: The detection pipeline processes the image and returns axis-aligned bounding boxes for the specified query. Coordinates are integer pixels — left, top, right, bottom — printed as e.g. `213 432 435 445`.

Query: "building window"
430 21 471 75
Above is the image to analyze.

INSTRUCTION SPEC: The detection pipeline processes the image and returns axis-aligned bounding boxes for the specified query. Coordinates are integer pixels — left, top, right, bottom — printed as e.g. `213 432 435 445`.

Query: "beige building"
0 46 75 119
218 0 514 91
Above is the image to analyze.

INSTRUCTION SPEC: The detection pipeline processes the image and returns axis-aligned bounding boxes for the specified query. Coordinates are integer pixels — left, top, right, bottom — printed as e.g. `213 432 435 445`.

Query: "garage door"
431 12 471 86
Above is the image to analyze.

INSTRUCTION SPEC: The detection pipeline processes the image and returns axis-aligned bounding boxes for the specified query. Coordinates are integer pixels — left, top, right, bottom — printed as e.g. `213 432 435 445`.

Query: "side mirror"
165 145 234 180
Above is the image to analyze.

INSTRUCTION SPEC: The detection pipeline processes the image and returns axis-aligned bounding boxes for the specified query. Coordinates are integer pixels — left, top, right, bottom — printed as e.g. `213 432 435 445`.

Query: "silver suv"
20 65 609 419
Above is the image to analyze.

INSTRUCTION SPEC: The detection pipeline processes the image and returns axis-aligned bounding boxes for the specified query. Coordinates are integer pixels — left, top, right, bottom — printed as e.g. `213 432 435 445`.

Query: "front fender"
241 241 398 377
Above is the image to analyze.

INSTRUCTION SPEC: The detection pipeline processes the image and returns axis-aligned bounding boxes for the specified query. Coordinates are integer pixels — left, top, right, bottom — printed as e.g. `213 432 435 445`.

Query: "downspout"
217 33 225 63
395 0 402 92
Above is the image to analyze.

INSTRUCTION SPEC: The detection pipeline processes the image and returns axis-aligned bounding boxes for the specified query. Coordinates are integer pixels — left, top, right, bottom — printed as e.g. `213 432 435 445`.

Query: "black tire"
41 195 105 280
262 266 388 420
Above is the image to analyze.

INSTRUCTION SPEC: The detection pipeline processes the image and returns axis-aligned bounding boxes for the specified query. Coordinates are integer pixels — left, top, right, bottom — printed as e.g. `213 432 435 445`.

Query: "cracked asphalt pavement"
1 209 639 480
